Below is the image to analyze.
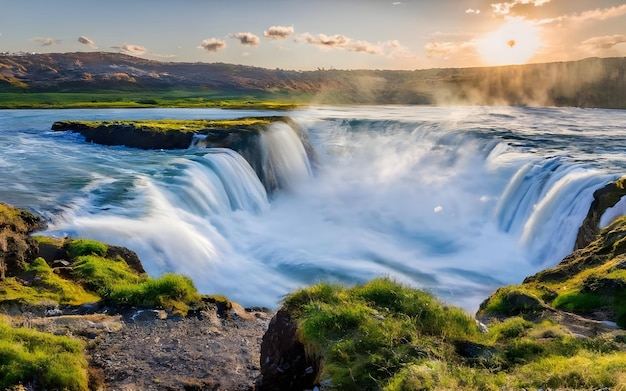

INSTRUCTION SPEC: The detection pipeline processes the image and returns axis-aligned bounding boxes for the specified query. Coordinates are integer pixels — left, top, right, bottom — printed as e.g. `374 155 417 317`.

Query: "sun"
476 18 541 66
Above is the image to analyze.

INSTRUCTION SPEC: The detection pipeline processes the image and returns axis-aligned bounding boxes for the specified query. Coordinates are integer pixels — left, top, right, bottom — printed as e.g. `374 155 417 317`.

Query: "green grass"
66 238 108 259
57 118 275 133
0 317 88 390
284 278 626 390
0 91 305 110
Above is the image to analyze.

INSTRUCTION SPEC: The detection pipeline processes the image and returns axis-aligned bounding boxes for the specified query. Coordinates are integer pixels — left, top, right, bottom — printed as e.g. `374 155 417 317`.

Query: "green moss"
0 257 100 306
109 273 202 314
0 318 88 390
66 238 108 259
478 285 546 317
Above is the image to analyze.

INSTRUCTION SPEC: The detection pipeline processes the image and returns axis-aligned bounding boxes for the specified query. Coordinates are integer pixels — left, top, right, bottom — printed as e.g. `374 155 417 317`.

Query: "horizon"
3 49 624 73
1 1 625 71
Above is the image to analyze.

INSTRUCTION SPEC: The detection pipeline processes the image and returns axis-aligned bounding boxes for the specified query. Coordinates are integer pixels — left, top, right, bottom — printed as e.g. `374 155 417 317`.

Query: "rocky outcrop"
52 117 317 194
0 203 45 279
480 214 626 328
575 176 626 250
51 121 195 149
257 308 318 391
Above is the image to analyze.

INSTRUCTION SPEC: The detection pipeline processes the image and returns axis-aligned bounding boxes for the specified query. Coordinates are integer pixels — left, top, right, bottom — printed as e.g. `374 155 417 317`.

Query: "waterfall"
261 122 313 190
17 106 625 311
494 156 614 264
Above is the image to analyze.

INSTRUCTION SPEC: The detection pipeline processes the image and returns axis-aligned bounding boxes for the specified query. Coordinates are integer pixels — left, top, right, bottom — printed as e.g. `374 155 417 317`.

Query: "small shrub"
66 239 108 259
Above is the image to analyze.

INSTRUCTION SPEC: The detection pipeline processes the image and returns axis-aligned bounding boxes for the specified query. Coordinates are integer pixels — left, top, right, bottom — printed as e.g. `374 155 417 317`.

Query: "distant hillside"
1 52 625 108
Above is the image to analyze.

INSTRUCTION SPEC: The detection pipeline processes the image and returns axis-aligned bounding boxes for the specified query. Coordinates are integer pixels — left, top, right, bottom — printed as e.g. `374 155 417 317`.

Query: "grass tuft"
0 318 88 390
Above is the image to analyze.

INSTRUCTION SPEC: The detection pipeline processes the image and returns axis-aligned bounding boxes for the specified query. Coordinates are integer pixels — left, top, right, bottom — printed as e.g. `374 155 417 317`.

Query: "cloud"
297 33 404 56
198 38 227 53
581 34 626 50
491 0 551 16
569 4 626 23
118 44 147 55
425 41 476 58
536 4 626 25
229 32 260 46
263 25 294 40
466 8 481 14
31 37 60 46
78 36 97 48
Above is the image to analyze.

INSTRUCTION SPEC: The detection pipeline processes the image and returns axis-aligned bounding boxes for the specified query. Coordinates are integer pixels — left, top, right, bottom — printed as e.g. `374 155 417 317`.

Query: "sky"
1 0 625 70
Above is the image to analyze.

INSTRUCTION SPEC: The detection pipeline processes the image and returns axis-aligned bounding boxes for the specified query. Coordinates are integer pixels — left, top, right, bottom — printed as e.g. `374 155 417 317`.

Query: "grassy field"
0 90 307 110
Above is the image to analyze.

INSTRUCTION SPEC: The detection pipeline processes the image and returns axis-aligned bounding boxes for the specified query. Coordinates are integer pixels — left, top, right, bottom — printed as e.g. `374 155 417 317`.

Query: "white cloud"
118 44 147 55
425 40 476 58
78 36 97 48
570 4 626 23
198 38 227 53
297 33 405 56
466 8 481 14
31 37 60 46
229 32 260 46
491 0 551 16
263 25 294 40
581 34 626 50
536 4 626 25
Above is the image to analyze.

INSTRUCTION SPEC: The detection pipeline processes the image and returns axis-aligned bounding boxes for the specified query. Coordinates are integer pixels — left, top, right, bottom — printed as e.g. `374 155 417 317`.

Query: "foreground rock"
6 303 271 390
0 202 273 390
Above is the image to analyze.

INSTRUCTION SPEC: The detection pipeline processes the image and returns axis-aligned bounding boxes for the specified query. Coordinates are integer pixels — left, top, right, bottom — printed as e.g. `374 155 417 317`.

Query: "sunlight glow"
476 18 541 66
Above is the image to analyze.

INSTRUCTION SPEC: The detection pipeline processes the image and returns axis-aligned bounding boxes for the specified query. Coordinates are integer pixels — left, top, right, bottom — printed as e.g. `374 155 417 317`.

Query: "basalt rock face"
51 121 195 150
575 176 626 250
257 308 318 391
0 203 45 279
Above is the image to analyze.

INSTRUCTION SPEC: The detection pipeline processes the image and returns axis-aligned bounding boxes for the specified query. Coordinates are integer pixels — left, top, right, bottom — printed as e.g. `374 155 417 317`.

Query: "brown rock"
575 177 626 250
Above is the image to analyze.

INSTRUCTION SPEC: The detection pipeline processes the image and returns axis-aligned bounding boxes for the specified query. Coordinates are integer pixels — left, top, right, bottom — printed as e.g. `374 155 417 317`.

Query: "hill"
1 52 625 108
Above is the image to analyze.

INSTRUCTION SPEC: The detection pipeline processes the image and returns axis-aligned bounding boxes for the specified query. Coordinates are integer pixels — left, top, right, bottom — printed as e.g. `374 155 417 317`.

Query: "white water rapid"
2 106 626 312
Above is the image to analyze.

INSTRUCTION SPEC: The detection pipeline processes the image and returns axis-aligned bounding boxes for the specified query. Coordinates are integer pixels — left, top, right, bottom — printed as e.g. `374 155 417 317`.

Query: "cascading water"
262 122 313 190
2 106 626 312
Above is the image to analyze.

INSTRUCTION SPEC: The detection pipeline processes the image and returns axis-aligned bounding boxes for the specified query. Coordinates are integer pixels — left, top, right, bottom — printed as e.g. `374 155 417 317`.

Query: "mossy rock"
477 286 547 319
0 203 46 279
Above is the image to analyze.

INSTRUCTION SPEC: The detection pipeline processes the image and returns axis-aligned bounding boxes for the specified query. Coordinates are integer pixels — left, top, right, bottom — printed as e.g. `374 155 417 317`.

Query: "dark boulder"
256 308 318 391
